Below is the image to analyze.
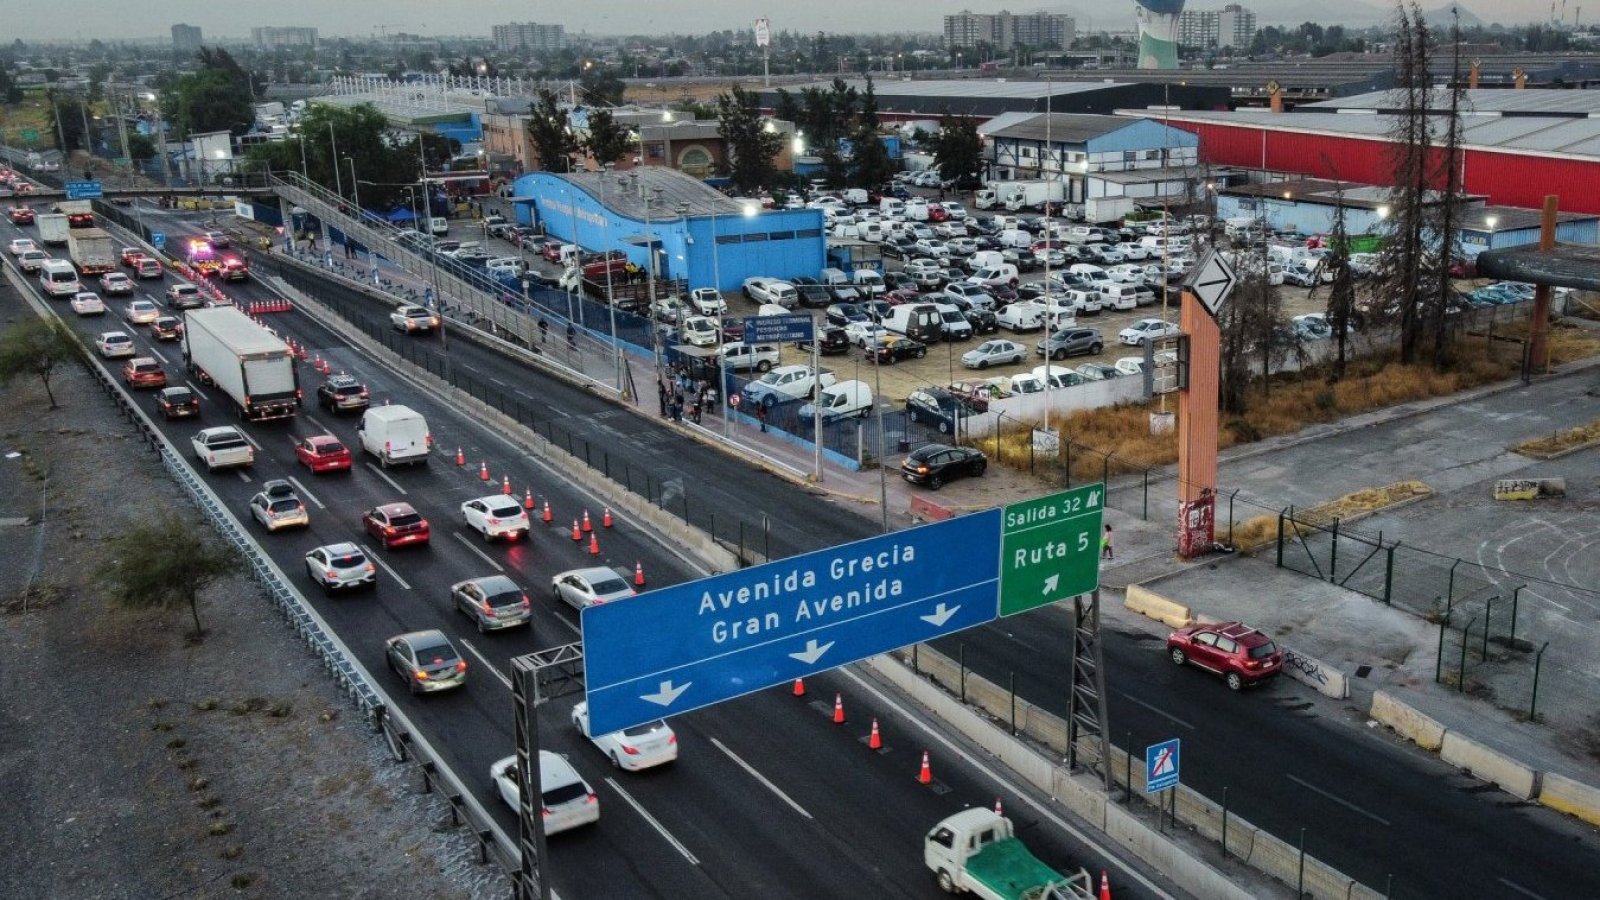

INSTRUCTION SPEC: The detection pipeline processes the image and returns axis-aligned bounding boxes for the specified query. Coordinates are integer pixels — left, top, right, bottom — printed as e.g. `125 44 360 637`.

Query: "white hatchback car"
490 751 599 835
460 494 531 542
71 292 106 316
1119 318 1182 346
7 237 37 256
95 331 136 358
126 299 161 324
552 567 637 610
572 701 678 771
304 542 377 593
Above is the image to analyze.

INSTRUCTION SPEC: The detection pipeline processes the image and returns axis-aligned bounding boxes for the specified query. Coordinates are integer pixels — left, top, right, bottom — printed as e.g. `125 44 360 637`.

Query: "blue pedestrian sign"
743 313 815 344
1146 738 1181 793
65 180 103 200
151 231 165 250
582 509 1004 736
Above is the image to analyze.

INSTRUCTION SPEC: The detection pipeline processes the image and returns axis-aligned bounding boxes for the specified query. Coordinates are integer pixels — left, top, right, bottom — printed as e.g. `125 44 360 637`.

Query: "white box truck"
357 405 432 467
1084 195 1136 224
67 227 116 275
1004 181 1067 212
37 212 70 246
182 306 300 421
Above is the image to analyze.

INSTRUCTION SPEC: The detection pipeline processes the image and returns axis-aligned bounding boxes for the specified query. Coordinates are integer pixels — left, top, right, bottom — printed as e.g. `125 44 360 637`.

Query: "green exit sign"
998 484 1105 617
21 129 40 144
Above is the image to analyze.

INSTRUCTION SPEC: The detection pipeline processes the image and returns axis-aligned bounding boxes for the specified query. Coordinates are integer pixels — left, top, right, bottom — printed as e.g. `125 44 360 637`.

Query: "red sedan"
295 434 352 474
120 247 145 267
8 206 34 225
363 502 430 548
121 357 168 389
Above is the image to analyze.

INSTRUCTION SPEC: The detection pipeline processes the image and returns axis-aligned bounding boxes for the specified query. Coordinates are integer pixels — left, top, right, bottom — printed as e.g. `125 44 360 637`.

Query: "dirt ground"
0 293 507 898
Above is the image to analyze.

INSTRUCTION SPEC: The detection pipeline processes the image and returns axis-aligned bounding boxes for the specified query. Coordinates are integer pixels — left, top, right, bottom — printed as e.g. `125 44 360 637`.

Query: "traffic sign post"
151 231 165 250
997 484 1104 617
1146 738 1181 793
742 313 814 344
1185 249 1236 320
65 180 103 200
582 509 1003 735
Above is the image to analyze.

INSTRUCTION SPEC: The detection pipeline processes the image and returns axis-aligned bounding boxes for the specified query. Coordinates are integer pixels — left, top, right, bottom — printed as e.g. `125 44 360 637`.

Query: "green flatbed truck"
924 808 1094 899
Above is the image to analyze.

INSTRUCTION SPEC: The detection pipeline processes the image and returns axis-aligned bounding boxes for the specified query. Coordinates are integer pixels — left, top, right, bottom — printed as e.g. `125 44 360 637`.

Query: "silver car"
452 574 532 632
385 630 467 694
248 480 309 531
552 567 637 611
304 542 376 593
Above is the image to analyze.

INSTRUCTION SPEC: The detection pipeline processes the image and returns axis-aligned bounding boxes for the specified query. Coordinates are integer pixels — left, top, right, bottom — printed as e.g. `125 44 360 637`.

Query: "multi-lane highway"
0 202 1177 900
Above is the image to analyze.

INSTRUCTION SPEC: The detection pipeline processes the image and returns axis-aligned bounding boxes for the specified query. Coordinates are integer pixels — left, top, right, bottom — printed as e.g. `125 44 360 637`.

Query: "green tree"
126 133 156 162
1322 189 1358 382
0 318 79 409
245 103 420 209
584 108 633 167
101 511 242 640
160 47 256 139
771 89 800 128
849 77 892 189
579 68 626 107
932 112 983 188
45 90 89 151
716 85 785 193
526 89 578 172
0 65 21 104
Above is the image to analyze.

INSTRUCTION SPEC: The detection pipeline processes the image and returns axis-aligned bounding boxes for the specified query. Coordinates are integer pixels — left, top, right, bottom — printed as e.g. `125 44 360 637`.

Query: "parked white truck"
67 227 116 275
182 306 300 421
1004 181 1068 212
1083 195 1136 225
740 364 837 408
36 212 70 246
924 809 1095 900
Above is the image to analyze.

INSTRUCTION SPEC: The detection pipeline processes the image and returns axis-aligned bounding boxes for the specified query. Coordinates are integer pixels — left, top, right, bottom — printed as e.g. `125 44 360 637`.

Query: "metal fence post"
1142 470 1149 520
1275 510 1287 568
1383 543 1396 605
1221 787 1230 859
1459 616 1476 691
1510 585 1524 643
1064 440 1072 488
1329 516 1340 582
1009 672 1017 736
1435 615 1447 684
1447 559 1461 605
1297 827 1307 899
1530 642 1550 719
1484 596 1496 657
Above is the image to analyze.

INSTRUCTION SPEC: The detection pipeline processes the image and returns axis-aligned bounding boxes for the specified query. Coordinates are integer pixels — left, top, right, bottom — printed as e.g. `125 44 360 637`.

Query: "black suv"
317 374 370 412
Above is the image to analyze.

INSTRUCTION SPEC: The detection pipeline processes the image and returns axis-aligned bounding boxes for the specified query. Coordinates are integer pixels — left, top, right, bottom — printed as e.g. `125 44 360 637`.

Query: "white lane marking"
708 737 813 820
358 542 413 590
1115 690 1197 731
458 638 512 690
185 380 211 400
286 475 325 509
303 412 333 434
146 346 168 364
451 531 505 572
1497 878 1549 900
237 429 262 451
235 469 252 483
603 777 700 866
840 667 1177 900
1284 773 1392 826
489 377 507 386
364 462 407 494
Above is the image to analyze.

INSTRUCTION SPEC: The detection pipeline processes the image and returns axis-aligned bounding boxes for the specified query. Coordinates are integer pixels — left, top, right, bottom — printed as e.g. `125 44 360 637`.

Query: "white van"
933 303 974 341
755 303 792 318
859 221 885 242
852 269 886 296
1009 373 1044 394
1032 364 1081 389
357 404 432 467
991 215 1024 233
830 223 862 241
1068 263 1106 281
39 259 81 297
799 379 873 422
1098 283 1141 312
884 303 943 343
967 264 1020 289
905 198 931 221
820 268 851 289
998 229 1032 250
428 216 449 236
996 301 1046 333
967 250 1005 272
880 197 906 217
842 188 869 206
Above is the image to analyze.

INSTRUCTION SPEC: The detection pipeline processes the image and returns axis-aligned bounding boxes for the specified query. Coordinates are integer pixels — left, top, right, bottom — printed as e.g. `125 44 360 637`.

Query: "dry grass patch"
1229 482 1432 552
1514 419 1600 458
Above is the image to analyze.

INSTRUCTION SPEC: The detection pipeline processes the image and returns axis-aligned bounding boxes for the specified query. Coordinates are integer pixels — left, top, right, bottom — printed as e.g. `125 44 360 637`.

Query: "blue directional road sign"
1146 738 1181 793
743 313 814 344
582 509 1003 735
151 231 165 250
64 180 103 200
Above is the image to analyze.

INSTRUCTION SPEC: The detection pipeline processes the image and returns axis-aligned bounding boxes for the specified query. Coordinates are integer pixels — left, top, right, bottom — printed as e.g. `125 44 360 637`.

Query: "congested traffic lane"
0 212 1170 900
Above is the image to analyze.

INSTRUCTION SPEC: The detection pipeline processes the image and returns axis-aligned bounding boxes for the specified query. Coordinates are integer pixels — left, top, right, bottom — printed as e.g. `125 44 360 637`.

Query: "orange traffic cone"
542 500 553 524
917 751 933 784
1099 870 1111 900
994 797 1003 816
523 488 535 510
588 533 600 555
501 475 511 496
602 508 614 528
312 354 323 371
634 561 646 587
478 461 490 482
571 520 582 541
455 447 465 467
868 718 882 750
832 693 846 724
792 677 805 697
581 510 592 533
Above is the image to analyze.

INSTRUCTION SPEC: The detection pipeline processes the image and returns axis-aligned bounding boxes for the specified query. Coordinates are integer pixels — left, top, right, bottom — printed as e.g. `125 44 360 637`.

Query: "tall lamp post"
329 122 343 198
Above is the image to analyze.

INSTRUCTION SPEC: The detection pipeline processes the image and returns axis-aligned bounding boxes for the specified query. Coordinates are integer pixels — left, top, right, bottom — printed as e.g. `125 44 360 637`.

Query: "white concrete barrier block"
1281 647 1349 699
1439 731 1539 800
1369 691 1447 751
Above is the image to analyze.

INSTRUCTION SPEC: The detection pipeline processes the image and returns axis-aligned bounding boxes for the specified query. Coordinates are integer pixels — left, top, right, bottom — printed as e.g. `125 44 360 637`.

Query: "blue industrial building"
510 169 826 292
1217 179 1600 255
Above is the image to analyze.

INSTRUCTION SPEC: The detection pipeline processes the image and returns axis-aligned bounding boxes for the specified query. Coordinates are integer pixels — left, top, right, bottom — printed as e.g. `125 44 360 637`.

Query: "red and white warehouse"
1140 90 1600 215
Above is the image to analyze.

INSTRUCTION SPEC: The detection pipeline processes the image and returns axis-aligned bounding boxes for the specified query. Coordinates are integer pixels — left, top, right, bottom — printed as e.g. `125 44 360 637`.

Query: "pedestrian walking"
756 403 768 433
688 396 701 423
671 394 684 422
657 379 669 417
538 318 549 343
1101 524 1114 561
565 323 577 350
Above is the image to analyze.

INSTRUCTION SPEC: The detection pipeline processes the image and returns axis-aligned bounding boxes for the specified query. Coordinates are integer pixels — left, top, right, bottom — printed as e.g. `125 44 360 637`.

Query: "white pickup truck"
924 809 1094 899
190 426 255 471
740 364 837 408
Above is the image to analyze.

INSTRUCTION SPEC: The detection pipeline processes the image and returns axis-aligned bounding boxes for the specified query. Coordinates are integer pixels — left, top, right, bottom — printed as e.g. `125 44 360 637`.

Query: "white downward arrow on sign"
788 639 834 664
921 603 960 627
1043 574 1059 595
641 680 691 707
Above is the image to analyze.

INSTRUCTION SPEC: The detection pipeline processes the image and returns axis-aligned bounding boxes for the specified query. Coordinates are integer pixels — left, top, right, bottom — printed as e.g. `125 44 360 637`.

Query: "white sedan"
71 292 106 316
126 299 161 325
552 567 637 610
460 494 530 542
961 339 1026 370
845 321 887 348
100 272 135 295
95 331 136 358
1119 318 1182 346
572 701 678 771
7 237 36 256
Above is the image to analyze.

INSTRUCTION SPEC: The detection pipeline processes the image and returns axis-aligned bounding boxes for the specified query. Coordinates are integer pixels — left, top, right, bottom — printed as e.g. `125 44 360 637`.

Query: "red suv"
1166 622 1282 690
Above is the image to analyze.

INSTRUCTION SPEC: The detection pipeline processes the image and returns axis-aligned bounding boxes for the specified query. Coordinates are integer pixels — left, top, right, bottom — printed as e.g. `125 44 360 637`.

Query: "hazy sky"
9 1 1555 41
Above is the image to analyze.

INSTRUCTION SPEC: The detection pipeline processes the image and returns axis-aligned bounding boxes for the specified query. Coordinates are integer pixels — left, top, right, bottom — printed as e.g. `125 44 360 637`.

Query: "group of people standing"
657 365 718 424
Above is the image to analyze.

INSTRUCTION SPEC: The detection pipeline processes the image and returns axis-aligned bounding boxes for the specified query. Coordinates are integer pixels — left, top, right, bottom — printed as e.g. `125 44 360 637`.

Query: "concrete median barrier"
1369 690 1447 751
1439 732 1540 800
1123 584 1193 628
1538 772 1600 827
1280 647 1349 699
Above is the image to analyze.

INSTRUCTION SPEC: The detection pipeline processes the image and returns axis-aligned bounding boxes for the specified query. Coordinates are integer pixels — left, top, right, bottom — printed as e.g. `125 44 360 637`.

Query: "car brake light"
621 744 640 755
585 792 598 805
481 600 496 617
487 517 501 526
365 564 376 573
425 433 434 447
324 570 337 579
383 526 396 535
455 661 468 672
296 388 303 399
413 670 429 681
521 594 530 609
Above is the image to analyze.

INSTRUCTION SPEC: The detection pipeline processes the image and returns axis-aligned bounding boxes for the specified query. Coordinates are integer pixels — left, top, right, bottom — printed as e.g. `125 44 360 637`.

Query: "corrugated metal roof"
986 113 1132 144
782 78 1131 101
977 112 1041 136
1302 88 1600 116
555 169 754 219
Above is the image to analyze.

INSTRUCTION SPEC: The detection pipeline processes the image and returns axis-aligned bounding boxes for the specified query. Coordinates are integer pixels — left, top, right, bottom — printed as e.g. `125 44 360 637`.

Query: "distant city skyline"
3 0 1570 42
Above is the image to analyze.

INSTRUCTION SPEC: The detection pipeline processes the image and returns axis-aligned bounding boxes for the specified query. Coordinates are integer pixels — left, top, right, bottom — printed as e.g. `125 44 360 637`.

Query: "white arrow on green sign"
998 484 1105 616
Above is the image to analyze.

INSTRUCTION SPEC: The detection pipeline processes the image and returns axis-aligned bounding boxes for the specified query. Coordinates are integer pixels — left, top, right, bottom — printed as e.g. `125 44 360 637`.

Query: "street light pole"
329 122 343 197
346 157 360 213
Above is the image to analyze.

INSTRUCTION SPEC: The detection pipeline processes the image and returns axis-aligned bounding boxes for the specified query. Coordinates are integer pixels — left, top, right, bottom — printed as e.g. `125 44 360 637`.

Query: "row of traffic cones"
246 298 292 314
